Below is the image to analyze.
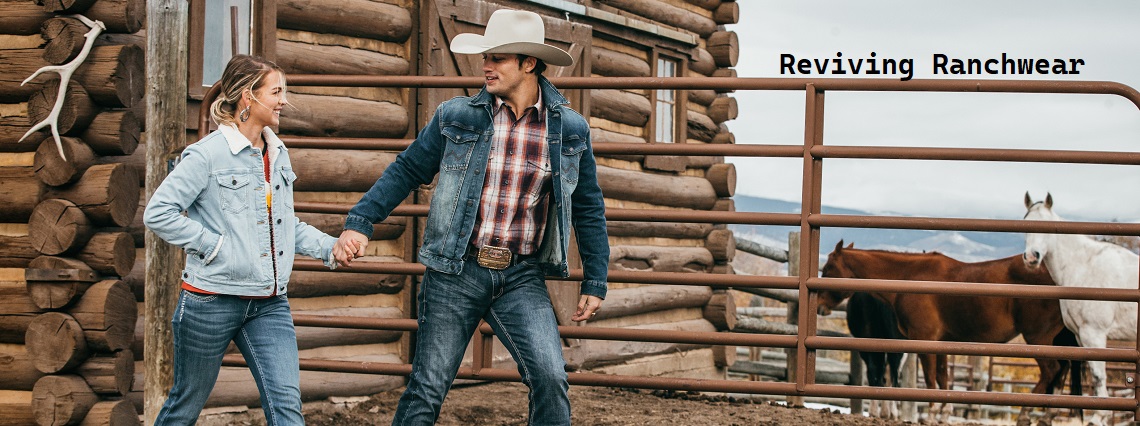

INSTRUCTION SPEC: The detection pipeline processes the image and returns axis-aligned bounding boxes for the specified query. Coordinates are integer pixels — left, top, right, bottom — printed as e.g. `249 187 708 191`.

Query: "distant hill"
730 195 1027 262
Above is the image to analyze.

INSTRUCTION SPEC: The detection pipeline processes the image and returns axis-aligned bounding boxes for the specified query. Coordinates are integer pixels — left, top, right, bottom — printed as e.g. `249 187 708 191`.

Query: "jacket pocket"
559 135 586 184
216 173 253 214
440 123 480 171
279 167 298 208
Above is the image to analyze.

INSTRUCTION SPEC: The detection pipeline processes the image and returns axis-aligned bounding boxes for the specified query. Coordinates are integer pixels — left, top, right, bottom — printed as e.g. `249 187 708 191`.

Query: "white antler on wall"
19 14 106 161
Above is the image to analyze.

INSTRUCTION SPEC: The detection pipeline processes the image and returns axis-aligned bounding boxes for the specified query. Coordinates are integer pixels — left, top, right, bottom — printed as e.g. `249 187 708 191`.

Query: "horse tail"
1053 327 1084 421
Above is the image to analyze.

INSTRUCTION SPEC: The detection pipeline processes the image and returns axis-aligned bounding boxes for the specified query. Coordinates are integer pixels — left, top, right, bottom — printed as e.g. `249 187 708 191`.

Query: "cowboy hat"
450 9 574 67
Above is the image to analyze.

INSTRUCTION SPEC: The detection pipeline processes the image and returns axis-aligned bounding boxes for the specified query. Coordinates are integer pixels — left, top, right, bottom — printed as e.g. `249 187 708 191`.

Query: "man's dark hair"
517 54 547 76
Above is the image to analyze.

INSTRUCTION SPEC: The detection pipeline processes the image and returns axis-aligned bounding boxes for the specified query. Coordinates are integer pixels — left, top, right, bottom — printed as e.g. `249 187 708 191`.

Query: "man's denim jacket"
144 126 336 296
345 77 609 299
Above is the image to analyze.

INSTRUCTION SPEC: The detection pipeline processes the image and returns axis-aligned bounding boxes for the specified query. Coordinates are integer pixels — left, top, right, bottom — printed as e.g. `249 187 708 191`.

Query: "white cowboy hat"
450 9 574 67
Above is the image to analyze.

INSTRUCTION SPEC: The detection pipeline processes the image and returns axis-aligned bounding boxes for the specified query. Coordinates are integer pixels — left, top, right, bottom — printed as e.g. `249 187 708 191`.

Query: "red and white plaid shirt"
471 94 552 255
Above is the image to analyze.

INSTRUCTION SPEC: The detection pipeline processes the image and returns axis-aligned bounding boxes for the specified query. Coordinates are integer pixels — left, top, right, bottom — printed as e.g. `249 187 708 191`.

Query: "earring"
239 106 250 123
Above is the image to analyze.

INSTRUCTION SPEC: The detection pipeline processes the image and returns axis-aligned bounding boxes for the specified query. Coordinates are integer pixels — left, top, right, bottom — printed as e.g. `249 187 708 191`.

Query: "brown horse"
817 241 1080 425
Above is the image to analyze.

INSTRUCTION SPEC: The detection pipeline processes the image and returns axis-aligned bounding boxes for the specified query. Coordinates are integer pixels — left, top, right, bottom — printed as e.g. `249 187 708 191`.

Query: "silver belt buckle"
477 245 512 270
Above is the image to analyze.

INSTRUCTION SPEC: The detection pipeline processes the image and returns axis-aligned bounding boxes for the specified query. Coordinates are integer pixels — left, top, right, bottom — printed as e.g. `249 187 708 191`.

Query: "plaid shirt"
471 95 552 255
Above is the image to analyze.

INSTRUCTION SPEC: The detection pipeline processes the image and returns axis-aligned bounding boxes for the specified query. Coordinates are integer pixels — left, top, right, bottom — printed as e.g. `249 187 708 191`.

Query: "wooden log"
707 95 738 123
290 148 397 192
596 0 717 37
0 390 36 425
0 176 45 221
31 375 98 425
37 0 96 14
287 269 407 298
79 400 138 426
0 0 54 36
76 349 132 395
80 110 139 155
277 39 410 76
609 245 714 273
688 89 716 107
0 233 39 268
705 228 735 262
293 307 403 350
0 282 45 344
26 256 95 310
26 312 88 373
1 106 43 151
708 31 739 68
591 47 650 77
591 285 711 321
27 78 99 136
711 130 735 145
83 0 144 33
687 110 718 142
713 197 734 212
596 165 716 209
278 0 411 42
295 212 404 241
122 251 142 302
703 290 736 330
29 199 94 255
569 318 715 370
713 1 739 25
0 343 47 390
684 154 724 169
689 48 716 76
41 17 90 65
605 220 713 239
712 68 737 78
280 93 408 138
44 163 140 227
73 45 144 108
69 280 136 352
34 136 96 186
589 89 650 128
712 344 735 368
0 49 49 103
76 232 133 277
642 155 686 172
683 0 721 10
93 145 144 188
706 162 736 197
588 128 644 162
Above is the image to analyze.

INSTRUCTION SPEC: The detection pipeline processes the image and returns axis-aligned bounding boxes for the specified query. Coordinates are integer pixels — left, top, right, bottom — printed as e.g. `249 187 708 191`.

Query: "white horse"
1023 193 1139 426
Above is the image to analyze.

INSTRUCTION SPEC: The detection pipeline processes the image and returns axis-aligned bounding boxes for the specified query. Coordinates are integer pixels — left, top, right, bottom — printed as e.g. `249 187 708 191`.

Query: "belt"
465 244 535 270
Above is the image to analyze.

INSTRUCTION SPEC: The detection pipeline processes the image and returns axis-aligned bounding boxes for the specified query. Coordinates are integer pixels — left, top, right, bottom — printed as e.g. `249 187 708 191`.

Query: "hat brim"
451 34 574 67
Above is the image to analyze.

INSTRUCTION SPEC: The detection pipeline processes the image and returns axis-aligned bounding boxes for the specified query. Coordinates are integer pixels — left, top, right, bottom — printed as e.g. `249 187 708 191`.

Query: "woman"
144 55 349 425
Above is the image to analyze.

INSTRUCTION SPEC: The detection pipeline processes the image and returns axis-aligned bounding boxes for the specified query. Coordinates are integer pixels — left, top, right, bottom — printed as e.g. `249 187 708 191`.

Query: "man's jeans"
393 257 571 425
155 291 303 426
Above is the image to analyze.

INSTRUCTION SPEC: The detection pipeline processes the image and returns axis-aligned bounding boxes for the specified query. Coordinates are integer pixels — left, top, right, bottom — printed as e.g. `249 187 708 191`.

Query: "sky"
725 1 1140 222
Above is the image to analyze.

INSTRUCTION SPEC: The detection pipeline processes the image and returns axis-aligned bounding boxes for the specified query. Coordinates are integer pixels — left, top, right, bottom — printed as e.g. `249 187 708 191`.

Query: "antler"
18 15 106 161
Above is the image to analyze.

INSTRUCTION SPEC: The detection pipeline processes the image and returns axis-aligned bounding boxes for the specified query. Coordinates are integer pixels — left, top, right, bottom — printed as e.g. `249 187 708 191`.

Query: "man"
333 9 608 425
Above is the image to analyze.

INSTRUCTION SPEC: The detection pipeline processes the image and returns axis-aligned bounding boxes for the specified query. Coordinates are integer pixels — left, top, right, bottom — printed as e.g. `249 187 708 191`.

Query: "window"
188 0 275 98
655 57 678 143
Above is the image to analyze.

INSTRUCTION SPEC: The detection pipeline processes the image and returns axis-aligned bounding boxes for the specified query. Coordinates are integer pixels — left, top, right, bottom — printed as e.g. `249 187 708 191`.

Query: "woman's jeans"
154 290 303 425
393 257 571 425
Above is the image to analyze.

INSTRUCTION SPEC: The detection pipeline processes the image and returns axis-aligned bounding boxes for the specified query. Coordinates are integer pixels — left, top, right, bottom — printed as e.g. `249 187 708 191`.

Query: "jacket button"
183 272 188 278
276 219 282 224
198 254 204 259
278 251 284 256
232 179 237 185
275 185 280 190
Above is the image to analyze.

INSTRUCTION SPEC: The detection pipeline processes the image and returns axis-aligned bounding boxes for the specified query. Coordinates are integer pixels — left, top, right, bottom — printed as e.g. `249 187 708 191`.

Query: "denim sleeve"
143 144 222 260
345 107 446 238
569 123 610 300
294 219 338 270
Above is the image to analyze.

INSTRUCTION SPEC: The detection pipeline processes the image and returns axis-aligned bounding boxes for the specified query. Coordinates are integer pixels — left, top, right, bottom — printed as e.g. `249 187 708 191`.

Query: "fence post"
849 352 864 415
785 231 804 407
901 352 918 421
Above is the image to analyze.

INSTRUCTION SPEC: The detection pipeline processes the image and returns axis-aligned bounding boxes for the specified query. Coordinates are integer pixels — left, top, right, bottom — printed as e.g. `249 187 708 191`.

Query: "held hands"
572 295 603 322
333 229 369 266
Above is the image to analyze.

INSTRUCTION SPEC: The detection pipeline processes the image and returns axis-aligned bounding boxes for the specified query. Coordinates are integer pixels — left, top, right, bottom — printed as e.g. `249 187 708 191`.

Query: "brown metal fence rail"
201 76 1140 416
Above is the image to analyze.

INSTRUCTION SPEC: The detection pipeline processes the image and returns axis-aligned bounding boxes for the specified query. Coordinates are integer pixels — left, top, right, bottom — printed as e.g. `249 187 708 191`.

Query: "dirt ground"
293 381 950 426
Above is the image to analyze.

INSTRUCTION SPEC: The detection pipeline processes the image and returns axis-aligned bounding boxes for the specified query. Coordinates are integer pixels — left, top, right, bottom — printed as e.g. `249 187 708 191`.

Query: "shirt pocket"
524 160 552 198
216 173 253 214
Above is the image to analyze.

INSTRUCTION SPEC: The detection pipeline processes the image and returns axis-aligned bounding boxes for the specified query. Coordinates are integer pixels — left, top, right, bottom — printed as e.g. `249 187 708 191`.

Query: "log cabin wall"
1 0 145 423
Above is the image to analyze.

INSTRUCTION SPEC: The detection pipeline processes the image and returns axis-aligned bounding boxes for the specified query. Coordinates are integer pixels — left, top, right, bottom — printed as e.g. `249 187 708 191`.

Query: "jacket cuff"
321 236 338 270
344 215 375 239
580 280 607 300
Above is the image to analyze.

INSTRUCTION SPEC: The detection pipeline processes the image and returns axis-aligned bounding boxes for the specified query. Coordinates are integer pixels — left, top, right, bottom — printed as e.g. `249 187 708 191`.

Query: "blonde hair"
208 55 286 126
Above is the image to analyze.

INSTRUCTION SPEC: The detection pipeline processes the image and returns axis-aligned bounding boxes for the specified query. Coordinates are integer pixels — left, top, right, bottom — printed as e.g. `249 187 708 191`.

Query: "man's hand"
571 295 603 322
333 230 369 266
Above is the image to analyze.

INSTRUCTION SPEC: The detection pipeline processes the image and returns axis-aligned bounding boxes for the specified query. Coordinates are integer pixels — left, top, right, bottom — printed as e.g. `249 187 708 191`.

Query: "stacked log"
0 2 145 421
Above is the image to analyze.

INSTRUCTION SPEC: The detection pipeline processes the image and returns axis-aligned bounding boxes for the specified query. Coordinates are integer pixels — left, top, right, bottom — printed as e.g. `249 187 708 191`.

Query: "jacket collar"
219 124 287 166
470 75 569 111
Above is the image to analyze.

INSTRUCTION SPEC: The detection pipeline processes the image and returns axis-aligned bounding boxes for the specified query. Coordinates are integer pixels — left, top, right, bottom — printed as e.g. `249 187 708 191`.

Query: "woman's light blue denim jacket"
143 125 336 297
345 77 610 299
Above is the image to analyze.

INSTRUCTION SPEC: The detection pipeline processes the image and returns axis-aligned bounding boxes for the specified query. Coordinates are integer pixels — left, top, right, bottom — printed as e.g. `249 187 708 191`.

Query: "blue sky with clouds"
725 1 1140 222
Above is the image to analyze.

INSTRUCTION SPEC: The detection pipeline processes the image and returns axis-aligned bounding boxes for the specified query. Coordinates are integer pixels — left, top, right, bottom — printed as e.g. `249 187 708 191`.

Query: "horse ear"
1024 192 1032 208
846 242 854 248
1045 193 1053 208
834 240 844 252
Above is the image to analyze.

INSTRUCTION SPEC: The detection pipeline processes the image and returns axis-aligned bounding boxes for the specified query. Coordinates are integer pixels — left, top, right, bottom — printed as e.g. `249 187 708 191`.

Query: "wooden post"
901 353 918 421
849 352 864 416
145 0 187 422
785 231 804 407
